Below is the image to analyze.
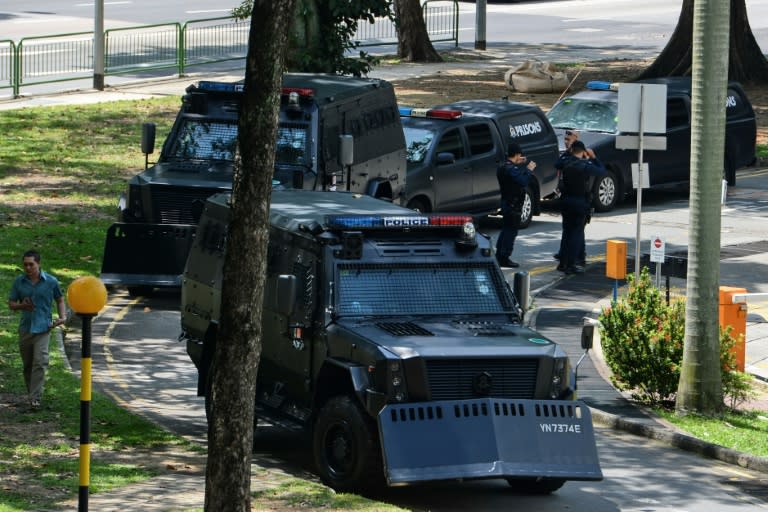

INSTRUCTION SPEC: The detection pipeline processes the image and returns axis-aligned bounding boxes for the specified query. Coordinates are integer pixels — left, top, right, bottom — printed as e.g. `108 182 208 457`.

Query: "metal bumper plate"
100 223 195 286
378 398 602 485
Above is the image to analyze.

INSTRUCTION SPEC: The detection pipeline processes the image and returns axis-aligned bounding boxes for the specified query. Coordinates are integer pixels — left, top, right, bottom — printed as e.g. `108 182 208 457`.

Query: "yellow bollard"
67 276 108 512
606 240 627 280
719 286 747 372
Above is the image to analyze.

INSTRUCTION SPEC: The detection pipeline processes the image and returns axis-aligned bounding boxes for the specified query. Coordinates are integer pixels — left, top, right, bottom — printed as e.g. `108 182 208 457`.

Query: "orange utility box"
719 286 747 372
606 240 627 280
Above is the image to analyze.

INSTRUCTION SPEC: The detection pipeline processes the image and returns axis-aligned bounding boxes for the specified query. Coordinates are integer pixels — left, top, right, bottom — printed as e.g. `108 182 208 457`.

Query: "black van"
546 77 757 212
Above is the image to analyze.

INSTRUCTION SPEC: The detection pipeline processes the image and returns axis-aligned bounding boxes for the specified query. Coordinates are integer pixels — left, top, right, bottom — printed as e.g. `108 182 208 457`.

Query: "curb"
590 407 768 474
530 266 768 476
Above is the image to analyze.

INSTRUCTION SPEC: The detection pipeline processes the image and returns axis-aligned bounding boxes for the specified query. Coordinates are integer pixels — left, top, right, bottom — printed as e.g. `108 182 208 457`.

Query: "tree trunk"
394 0 443 62
676 0 727 416
204 1 296 510
639 0 768 84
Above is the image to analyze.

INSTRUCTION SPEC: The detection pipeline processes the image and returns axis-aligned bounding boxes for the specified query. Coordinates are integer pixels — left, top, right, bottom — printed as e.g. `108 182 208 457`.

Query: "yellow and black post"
67 276 108 512
79 313 95 511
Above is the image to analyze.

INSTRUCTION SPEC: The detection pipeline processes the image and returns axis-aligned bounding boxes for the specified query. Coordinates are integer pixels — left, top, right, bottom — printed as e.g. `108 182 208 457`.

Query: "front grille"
151 186 221 224
377 322 434 336
426 359 538 400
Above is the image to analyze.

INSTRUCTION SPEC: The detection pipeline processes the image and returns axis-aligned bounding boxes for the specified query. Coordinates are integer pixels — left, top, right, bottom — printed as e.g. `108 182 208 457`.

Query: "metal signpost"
616 83 668 277
650 235 665 288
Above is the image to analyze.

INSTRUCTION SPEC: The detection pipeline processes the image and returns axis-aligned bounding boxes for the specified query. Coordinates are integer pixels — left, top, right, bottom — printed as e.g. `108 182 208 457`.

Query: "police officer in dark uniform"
555 140 606 273
496 143 535 268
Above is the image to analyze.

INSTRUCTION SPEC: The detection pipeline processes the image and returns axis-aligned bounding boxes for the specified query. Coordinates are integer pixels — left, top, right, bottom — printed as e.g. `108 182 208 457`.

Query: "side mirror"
512 271 530 315
580 324 595 350
141 123 156 155
436 152 455 165
339 134 354 167
141 123 156 170
276 275 298 317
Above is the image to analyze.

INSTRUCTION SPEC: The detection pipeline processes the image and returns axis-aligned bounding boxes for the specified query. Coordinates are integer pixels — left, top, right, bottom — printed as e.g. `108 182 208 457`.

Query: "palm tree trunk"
676 0 728 415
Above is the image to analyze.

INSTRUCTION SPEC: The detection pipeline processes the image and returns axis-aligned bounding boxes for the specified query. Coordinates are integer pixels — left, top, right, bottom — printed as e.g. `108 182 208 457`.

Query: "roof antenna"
554 67 584 106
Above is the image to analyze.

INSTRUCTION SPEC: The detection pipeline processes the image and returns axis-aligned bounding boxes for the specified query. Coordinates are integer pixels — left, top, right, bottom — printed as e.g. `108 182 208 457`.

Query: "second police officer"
555 140 606 274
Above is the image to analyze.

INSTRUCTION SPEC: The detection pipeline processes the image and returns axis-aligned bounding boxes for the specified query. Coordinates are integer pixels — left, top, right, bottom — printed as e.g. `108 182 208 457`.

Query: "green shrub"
598 268 753 407
599 268 684 404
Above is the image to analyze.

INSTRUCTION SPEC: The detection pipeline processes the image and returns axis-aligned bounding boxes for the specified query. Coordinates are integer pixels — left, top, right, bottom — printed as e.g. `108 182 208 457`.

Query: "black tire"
313 395 383 492
505 477 566 494
406 197 430 213
592 169 620 212
519 187 533 229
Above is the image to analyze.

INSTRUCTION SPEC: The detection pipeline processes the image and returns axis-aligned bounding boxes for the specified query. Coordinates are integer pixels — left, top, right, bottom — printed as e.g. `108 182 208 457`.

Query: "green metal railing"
356 0 459 48
181 17 250 74
0 40 15 93
0 2 458 98
16 32 93 95
106 23 181 75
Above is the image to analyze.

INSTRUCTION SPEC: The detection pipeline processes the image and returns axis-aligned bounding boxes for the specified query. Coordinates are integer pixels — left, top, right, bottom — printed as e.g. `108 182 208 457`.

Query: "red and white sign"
650 235 665 263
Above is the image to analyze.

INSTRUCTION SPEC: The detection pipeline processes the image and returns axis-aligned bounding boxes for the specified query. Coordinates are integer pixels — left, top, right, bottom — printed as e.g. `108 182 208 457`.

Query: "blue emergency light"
196 81 244 93
327 214 473 231
586 81 619 91
399 107 462 120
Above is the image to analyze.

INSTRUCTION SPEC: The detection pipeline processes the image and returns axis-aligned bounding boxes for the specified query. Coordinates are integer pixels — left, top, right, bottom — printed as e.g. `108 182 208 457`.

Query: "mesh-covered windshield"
336 263 513 316
169 120 237 160
276 123 309 166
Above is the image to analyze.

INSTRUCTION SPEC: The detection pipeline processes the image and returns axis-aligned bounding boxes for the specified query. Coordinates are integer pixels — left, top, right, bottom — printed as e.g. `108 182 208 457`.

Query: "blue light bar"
399 107 462 120
326 214 473 231
196 81 244 93
586 81 618 91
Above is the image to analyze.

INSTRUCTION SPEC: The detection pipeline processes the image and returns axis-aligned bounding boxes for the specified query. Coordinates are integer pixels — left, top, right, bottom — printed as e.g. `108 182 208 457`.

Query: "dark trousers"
560 196 588 268
496 204 521 261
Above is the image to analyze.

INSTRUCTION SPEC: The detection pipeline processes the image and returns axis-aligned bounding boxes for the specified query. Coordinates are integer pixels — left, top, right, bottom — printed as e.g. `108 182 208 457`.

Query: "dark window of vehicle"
666 98 689 130
336 263 514 317
435 128 465 160
170 120 238 161
465 123 495 155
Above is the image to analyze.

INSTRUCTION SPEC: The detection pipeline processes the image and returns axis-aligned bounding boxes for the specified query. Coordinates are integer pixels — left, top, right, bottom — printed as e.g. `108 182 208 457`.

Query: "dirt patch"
391 58 768 150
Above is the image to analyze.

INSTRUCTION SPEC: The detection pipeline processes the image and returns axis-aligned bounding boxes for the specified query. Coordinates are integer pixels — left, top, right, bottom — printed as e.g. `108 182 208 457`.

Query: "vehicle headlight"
388 359 407 402
550 358 571 399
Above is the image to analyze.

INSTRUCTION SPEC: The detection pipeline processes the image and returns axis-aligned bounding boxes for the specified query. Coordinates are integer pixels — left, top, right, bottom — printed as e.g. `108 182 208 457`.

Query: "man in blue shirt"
8 250 67 408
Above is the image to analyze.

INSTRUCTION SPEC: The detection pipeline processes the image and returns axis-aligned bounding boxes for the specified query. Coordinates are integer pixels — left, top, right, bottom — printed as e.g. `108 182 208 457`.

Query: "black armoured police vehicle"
181 189 602 493
100 74 406 294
